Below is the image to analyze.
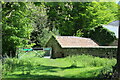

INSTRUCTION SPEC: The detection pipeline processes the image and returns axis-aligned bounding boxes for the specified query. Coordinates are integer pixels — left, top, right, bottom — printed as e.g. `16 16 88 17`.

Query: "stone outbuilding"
45 35 117 58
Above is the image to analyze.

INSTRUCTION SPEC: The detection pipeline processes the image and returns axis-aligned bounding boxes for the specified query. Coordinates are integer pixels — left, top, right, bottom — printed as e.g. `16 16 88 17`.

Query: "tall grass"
2 54 117 78
65 54 116 67
64 54 116 78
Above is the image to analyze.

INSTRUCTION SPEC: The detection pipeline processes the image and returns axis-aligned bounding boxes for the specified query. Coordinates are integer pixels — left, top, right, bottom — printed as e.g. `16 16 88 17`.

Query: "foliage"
66 54 116 67
28 2 49 47
2 58 33 75
37 27 60 47
2 2 34 56
45 2 76 36
74 29 84 37
2 54 116 78
2 2 118 57
2 58 19 75
86 25 116 45
30 3 60 47
45 2 118 36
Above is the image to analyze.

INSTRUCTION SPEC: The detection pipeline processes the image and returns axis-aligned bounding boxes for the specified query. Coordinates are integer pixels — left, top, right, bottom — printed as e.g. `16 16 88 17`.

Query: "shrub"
87 25 116 46
2 57 34 75
2 58 19 75
65 54 116 68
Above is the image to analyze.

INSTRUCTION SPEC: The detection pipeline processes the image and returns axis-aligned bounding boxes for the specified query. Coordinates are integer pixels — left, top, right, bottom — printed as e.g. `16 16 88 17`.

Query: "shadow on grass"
37 64 84 70
61 65 84 69
2 74 109 80
32 64 84 73
3 65 109 80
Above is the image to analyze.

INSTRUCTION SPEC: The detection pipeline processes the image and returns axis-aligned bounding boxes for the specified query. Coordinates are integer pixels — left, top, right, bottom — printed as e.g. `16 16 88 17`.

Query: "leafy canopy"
2 2 34 56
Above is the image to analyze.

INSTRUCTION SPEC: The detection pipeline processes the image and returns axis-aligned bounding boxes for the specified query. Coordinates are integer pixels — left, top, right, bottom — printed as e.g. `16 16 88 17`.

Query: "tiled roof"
55 36 99 48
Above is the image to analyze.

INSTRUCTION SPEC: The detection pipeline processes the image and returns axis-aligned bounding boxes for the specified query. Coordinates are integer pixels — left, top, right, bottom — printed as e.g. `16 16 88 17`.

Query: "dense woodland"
2 2 119 56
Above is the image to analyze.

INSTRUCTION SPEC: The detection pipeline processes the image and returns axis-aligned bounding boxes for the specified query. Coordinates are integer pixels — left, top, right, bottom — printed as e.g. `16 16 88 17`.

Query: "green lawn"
2 53 116 79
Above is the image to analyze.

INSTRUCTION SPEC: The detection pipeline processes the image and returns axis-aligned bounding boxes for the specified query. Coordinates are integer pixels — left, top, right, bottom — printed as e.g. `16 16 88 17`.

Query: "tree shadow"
64 68 109 80
3 65 107 80
2 74 65 80
32 65 61 73
32 64 84 73
7 74 64 78
2 73 108 80
61 66 84 69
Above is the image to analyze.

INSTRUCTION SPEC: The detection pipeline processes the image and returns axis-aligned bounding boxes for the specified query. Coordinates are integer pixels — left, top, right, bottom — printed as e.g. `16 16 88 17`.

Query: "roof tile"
56 36 99 48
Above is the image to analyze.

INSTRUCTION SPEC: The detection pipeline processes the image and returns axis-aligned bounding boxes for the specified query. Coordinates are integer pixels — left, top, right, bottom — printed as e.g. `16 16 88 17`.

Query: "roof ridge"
56 36 91 39
55 36 99 48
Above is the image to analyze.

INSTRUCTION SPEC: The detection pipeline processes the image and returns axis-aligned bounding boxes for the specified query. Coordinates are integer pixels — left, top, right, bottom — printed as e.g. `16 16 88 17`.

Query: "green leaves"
88 25 116 45
45 2 118 36
2 2 118 56
2 2 34 56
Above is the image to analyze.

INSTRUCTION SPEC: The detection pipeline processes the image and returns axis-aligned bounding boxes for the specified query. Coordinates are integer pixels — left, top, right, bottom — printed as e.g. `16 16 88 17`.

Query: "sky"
103 25 118 38
116 0 120 4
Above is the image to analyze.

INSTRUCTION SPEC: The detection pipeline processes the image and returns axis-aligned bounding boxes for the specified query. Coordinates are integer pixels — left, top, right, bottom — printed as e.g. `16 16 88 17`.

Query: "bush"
2 57 34 75
65 54 116 67
2 58 19 75
91 57 116 67
65 54 116 78
87 25 116 46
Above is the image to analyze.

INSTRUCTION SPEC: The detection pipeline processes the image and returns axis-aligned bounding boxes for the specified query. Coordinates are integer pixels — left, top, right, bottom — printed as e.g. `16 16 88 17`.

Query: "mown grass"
2 54 116 79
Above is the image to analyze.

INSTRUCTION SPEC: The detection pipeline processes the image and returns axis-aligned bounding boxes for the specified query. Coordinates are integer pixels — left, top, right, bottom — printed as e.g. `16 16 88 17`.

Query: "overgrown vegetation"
45 2 118 36
2 2 118 56
2 2 34 57
86 25 117 45
2 54 116 79
2 2 119 79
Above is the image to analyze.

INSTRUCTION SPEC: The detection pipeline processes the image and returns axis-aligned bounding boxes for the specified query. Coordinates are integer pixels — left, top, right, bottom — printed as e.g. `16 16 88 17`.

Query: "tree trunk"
112 21 120 80
116 22 120 78
111 3 120 79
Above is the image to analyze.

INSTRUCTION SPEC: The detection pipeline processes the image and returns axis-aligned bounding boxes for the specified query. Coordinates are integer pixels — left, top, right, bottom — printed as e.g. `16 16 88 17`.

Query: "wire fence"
16 48 52 59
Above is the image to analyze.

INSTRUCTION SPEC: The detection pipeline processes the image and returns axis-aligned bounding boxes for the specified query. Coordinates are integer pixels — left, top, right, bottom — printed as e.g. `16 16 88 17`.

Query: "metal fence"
16 48 52 58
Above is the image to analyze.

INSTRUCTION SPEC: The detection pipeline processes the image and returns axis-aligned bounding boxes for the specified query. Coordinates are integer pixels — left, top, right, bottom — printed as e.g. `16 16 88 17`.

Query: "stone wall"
61 46 117 58
46 36 62 58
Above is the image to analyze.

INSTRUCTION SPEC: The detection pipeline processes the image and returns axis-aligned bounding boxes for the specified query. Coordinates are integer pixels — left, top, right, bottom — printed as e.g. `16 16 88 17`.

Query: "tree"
45 2 118 36
29 2 60 47
27 2 49 47
2 2 34 57
87 25 116 45
116 2 120 78
45 2 74 35
73 2 118 37
116 20 120 78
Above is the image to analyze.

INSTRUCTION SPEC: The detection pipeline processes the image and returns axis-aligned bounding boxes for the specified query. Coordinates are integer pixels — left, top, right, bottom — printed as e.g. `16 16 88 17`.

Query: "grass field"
2 52 116 79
